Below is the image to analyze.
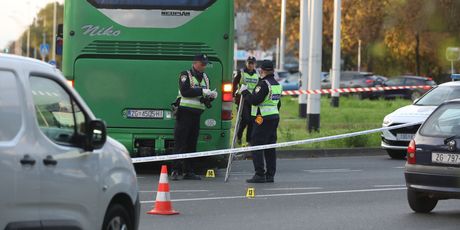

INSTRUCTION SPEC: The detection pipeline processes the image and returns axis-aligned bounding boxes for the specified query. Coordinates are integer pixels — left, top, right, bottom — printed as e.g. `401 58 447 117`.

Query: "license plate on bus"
396 133 415 141
126 109 164 119
432 152 460 165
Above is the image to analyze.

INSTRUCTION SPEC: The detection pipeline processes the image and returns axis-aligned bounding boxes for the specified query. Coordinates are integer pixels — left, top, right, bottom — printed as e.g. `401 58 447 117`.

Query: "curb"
277 147 387 158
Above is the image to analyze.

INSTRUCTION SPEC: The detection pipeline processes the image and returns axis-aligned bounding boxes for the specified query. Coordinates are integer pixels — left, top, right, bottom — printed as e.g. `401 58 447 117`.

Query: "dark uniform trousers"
251 117 279 177
173 107 201 174
236 102 253 144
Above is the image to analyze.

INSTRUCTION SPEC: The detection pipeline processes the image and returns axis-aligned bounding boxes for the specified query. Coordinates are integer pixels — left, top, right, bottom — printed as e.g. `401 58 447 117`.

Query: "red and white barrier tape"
282 85 432 96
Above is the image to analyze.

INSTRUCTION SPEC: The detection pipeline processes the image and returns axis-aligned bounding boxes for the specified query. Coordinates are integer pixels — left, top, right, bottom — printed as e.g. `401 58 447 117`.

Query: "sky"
0 0 64 49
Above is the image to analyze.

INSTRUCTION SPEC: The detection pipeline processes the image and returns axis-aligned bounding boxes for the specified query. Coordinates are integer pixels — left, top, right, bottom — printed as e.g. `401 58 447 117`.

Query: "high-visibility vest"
179 70 209 110
239 69 259 93
251 80 282 117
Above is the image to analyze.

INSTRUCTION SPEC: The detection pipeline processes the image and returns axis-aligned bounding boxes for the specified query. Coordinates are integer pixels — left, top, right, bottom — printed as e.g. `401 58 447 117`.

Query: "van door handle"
43 155 58 166
20 154 36 166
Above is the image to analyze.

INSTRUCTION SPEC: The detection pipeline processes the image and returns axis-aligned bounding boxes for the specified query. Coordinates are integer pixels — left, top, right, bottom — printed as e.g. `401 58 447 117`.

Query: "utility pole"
307 0 323 132
52 1 57 62
279 0 287 71
331 0 341 107
357 39 362 72
298 0 311 117
26 1 31 57
276 37 280 69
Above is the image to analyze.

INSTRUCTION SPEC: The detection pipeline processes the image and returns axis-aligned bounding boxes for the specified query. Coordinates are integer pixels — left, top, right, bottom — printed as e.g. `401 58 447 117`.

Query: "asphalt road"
136 155 460 230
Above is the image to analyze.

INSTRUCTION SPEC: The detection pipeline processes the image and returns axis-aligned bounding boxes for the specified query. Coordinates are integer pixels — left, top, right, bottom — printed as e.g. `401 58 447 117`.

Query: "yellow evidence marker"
246 188 255 198
206 169 215 178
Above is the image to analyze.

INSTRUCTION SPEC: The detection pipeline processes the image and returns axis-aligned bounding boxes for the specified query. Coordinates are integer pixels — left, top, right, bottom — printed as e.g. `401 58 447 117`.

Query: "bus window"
88 0 216 10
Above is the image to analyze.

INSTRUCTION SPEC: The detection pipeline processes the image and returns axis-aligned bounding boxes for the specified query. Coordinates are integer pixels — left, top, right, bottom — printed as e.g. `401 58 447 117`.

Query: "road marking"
303 169 362 173
263 187 323 191
140 190 209 193
393 166 405 169
140 187 406 204
373 184 405 188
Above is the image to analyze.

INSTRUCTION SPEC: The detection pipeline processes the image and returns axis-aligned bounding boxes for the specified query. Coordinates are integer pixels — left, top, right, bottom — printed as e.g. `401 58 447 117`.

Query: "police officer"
240 60 281 183
172 54 218 180
232 56 259 146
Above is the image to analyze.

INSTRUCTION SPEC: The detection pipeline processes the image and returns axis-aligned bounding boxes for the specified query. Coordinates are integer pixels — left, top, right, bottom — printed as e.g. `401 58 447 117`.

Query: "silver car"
0 54 139 230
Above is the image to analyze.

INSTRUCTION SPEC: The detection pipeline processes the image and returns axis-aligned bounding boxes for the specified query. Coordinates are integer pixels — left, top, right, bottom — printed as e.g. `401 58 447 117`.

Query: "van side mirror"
84 119 107 151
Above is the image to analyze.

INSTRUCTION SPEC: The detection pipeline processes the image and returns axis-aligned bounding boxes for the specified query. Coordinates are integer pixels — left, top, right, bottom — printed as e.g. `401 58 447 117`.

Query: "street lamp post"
298 0 311 117
52 1 57 62
307 0 323 132
330 0 341 108
279 0 287 71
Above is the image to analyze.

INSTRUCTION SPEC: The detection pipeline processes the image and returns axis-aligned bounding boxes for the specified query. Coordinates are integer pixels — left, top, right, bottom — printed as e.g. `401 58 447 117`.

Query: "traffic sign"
40 44 50 57
446 47 460 61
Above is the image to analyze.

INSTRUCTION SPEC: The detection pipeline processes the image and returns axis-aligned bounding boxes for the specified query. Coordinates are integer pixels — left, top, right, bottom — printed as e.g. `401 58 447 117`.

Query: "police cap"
260 60 274 71
194 53 210 64
247 56 256 63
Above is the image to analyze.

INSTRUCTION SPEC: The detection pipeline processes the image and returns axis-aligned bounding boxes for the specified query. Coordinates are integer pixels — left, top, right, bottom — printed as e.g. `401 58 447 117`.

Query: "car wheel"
411 91 422 101
102 204 132 230
407 189 437 213
352 93 365 100
386 149 406 159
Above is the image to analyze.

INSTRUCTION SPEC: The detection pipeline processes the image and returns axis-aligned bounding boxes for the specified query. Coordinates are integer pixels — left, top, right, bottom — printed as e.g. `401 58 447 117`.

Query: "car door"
28 75 100 229
0 69 41 229
385 77 405 98
403 78 420 98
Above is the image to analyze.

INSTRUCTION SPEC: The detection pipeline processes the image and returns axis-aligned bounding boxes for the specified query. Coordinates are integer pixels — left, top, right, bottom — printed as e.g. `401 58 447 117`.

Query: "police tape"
131 122 421 164
282 85 432 96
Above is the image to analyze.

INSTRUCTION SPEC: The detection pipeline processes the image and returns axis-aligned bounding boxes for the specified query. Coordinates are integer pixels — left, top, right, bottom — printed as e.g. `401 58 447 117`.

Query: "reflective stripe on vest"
239 69 259 92
179 71 209 110
251 80 282 117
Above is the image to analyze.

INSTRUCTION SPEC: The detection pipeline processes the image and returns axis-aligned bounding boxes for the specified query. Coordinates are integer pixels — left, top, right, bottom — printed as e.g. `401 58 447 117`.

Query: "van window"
420 103 460 137
30 77 86 146
0 71 22 142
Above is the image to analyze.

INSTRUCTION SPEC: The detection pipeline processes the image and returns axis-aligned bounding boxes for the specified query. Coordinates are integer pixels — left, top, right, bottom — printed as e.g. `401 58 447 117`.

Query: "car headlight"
383 117 392 126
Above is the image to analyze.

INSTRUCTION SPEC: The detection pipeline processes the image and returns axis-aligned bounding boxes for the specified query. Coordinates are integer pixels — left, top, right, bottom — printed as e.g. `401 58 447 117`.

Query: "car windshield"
420 103 460 137
415 86 460 106
425 80 437 86
284 75 299 83
277 72 289 79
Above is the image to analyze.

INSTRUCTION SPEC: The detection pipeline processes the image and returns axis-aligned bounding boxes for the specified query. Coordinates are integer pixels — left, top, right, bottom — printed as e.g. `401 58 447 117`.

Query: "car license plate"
126 109 163 119
396 133 415 141
432 152 460 165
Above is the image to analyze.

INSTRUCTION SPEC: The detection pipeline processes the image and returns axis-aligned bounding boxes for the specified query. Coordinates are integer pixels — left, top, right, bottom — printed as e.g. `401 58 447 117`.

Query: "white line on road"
140 190 210 193
263 187 323 191
373 184 405 188
303 169 362 173
140 187 406 204
393 166 405 169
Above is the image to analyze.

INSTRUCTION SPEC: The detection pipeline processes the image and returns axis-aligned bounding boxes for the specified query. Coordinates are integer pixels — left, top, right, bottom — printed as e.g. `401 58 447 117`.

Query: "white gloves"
209 89 218 99
203 89 218 99
239 84 248 94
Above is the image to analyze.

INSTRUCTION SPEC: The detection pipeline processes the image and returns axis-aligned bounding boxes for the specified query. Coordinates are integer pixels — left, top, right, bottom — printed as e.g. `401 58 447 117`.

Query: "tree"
16 3 64 66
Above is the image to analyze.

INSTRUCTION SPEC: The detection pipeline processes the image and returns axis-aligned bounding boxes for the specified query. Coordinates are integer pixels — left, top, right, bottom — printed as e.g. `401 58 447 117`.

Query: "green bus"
62 0 234 163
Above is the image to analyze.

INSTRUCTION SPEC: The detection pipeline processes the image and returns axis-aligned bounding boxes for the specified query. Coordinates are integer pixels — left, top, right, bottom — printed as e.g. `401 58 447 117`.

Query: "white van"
0 54 139 230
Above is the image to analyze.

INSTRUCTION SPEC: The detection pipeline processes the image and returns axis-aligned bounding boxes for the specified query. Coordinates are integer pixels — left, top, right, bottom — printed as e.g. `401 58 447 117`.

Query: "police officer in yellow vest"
232 56 259 146
240 60 282 183
172 54 218 180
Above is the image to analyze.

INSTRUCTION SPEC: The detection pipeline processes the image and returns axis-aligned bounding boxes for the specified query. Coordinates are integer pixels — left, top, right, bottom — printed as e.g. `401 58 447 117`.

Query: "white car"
382 81 460 159
0 54 139 230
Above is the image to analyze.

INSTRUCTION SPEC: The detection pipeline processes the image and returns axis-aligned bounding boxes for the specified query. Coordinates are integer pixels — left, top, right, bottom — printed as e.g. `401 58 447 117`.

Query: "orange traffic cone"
147 165 179 215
